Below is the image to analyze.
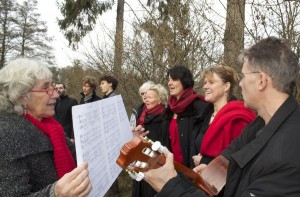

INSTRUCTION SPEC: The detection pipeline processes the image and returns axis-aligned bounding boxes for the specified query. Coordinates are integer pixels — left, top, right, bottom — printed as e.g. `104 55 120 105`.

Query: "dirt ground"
118 170 133 197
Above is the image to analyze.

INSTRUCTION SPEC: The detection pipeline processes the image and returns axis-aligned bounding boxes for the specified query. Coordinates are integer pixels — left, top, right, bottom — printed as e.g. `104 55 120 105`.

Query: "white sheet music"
72 95 133 197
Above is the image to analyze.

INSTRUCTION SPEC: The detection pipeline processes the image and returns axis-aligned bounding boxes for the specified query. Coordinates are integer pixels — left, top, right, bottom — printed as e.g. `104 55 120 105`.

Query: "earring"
23 103 27 114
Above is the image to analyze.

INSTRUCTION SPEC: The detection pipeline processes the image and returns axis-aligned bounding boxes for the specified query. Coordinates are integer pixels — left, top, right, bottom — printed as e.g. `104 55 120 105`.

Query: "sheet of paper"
72 95 133 197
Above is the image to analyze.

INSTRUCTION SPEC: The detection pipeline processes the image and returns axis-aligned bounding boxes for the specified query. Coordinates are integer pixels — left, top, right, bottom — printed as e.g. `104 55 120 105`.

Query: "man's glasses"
30 83 57 96
237 72 260 81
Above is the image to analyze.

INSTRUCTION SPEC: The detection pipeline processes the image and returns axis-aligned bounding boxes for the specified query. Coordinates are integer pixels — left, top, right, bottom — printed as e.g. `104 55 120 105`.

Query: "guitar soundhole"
142 147 157 158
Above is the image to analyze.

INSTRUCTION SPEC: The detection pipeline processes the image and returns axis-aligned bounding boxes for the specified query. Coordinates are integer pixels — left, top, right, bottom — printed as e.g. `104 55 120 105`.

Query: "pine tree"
13 0 55 65
0 0 17 68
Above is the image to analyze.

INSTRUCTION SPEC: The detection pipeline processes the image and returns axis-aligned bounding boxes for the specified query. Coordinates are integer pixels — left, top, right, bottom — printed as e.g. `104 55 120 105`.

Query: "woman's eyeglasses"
30 84 57 96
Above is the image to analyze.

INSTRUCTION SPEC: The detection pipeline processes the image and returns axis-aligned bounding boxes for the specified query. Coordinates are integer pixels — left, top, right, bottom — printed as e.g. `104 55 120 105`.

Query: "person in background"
0 58 91 196
79 75 101 104
144 37 300 197
192 64 256 166
161 65 207 169
132 84 168 197
100 75 120 197
99 75 118 98
54 82 78 140
130 80 155 129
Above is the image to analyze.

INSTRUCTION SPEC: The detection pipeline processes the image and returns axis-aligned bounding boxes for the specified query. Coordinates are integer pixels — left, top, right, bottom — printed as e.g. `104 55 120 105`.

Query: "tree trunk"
223 0 245 98
0 16 7 69
0 0 9 68
223 0 245 71
113 0 125 77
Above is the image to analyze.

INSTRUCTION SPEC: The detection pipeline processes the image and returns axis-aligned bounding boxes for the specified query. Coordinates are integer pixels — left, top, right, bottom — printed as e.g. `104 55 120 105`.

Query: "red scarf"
168 88 205 114
200 101 256 157
136 104 165 127
25 114 76 178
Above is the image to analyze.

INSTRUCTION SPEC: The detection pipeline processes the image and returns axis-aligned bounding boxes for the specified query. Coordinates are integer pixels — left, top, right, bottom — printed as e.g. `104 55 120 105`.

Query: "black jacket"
79 90 101 104
132 113 165 197
54 95 78 139
103 91 118 99
162 99 207 168
157 96 300 197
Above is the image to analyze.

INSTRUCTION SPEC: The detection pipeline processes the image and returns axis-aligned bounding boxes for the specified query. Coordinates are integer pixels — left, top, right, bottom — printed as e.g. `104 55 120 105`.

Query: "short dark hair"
167 65 194 89
56 82 66 89
99 75 119 90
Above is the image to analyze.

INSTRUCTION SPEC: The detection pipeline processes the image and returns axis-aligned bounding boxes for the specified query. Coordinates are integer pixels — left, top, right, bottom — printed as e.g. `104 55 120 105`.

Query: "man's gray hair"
238 37 299 95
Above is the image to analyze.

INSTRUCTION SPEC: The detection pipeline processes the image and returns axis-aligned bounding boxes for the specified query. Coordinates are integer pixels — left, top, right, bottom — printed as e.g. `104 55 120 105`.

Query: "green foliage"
58 0 114 49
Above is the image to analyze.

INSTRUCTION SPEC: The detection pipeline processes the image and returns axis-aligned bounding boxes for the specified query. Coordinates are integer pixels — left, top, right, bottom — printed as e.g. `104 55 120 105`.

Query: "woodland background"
1 0 300 195
1 0 299 114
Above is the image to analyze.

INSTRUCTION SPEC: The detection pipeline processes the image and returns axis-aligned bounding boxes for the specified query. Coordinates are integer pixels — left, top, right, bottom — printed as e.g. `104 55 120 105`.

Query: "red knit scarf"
168 88 205 114
25 114 76 178
136 104 165 127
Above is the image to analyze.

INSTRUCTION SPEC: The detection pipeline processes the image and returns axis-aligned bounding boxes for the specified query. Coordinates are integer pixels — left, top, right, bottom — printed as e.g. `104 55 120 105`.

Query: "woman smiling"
192 64 256 166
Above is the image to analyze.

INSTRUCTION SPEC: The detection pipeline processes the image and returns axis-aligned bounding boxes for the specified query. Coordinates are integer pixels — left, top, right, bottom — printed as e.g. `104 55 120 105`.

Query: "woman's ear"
224 82 231 92
19 96 28 106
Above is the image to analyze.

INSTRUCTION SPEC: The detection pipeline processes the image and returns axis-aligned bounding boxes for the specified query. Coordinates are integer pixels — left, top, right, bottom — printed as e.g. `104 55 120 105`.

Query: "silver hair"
148 84 169 106
0 58 52 114
238 37 299 95
139 80 155 94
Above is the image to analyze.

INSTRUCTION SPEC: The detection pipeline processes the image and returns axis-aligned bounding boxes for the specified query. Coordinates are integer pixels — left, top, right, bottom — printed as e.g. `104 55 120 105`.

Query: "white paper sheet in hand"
72 95 132 197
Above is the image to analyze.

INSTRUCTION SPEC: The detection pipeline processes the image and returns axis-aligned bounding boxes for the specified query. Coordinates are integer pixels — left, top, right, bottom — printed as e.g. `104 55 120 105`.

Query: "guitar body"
116 135 228 196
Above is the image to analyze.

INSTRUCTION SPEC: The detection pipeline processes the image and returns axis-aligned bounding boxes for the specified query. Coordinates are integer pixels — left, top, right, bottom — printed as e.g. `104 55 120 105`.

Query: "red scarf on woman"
136 104 165 127
200 101 256 157
168 88 205 114
25 114 76 178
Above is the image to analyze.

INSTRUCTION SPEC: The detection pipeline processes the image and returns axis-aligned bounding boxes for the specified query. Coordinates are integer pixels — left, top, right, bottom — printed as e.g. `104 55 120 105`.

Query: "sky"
36 0 141 67
35 0 226 68
37 0 86 67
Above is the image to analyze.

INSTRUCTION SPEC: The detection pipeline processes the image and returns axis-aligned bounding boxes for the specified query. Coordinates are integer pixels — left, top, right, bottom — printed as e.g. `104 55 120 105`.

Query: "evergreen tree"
13 0 55 65
58 0 114 49
0 0 17 68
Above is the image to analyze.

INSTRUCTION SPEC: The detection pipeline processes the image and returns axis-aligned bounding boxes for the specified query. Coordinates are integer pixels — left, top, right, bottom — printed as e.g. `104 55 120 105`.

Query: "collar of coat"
231 96 298 168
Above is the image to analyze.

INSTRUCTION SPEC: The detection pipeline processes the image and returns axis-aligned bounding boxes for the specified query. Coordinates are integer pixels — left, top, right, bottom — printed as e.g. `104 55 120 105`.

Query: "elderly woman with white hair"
129 80 155 128
132 83 168 197
0 58 91 196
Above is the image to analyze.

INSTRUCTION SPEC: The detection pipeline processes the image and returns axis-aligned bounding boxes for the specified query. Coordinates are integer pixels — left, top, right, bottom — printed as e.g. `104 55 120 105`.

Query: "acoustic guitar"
116 135 228 196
